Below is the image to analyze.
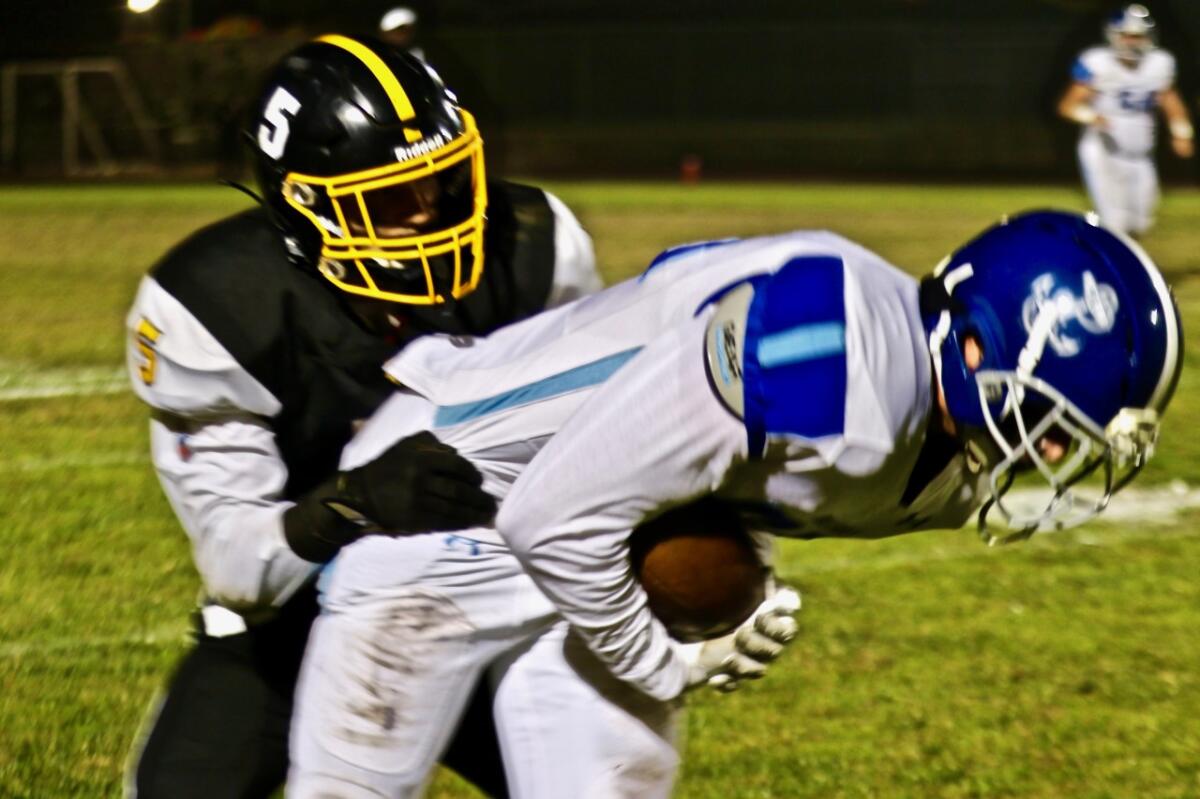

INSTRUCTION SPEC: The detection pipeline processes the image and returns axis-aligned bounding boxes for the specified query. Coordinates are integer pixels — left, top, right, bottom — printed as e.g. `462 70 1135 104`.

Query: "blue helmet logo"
1020 271 1119 359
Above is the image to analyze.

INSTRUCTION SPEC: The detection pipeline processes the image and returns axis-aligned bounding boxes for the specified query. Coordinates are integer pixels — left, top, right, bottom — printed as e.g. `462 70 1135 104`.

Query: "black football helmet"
250 35 487 307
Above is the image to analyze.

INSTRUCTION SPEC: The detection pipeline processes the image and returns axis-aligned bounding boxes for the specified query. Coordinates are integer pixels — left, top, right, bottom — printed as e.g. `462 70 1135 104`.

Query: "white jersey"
126 191 598 614
337 232 988 699
1073 46 1176 156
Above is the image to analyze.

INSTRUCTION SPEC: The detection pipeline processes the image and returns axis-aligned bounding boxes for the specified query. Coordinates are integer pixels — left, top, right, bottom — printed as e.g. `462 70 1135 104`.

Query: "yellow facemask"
282 108 487 306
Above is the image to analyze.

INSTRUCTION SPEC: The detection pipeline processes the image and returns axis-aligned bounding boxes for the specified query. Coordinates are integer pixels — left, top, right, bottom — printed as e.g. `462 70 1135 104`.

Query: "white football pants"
1078 132 1159 236
287 534 680 799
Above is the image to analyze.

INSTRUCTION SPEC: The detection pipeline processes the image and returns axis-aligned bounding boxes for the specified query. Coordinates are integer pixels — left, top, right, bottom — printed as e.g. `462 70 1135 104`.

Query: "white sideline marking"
985 480 1200 528
0 627 190 659
791 481 1200 575
0 365 127 401
0 452 145 473
790 523 1200 576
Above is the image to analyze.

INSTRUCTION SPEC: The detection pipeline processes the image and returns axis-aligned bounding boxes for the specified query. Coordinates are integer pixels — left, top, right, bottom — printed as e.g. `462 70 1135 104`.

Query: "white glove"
677 585 801 693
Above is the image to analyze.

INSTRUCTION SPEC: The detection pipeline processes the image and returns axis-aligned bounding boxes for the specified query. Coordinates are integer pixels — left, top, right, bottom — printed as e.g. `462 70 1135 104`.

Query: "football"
629 496 766 642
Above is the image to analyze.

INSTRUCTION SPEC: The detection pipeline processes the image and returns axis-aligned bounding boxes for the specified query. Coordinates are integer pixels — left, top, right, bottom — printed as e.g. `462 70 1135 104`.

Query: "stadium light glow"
127 0 161 12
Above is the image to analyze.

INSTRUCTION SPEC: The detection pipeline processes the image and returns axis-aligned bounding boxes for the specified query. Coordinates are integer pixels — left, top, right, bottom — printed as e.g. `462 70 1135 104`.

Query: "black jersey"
144 181 563 497
126 182 597 608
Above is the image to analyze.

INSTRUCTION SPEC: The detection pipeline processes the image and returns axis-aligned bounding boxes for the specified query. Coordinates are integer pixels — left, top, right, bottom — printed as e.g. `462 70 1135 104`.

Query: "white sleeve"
496 312 747 701
1075 49 1103 85
543 190 603 308
125 276 280 418
149 412 317 611
127 276 313 610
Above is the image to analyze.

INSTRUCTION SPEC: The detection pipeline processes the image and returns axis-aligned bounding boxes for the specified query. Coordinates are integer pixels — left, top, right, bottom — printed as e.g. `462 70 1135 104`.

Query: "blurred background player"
124 35 600 799
1057 4 1194 236
380 6 424 61
288 210 1181 798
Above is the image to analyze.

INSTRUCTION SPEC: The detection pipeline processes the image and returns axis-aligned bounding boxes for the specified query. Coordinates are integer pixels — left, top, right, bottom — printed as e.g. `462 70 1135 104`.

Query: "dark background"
2 0 1198 179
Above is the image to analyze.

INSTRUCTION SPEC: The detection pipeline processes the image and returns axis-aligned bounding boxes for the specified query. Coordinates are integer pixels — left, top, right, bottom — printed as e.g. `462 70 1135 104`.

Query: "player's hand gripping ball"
630 496 766 642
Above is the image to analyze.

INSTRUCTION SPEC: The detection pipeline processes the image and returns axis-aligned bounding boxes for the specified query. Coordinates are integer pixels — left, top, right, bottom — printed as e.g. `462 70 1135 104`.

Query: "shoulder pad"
126 276 280 418
1147 49 1176 81
1079 47 1112 75
643 238 741 281
1071 57 1094 83
742 256 848 456
543 190 602 306
704 281 755 418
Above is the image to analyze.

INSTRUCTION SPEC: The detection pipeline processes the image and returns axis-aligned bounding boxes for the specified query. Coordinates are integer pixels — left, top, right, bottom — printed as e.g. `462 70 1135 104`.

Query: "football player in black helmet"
125 35 600 799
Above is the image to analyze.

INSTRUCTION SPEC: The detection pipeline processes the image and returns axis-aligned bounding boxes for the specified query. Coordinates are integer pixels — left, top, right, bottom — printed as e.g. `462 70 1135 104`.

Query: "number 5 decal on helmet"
258 87 301 160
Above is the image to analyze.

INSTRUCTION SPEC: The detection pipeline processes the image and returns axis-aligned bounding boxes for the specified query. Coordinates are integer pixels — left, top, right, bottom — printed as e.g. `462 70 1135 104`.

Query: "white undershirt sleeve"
149 412 317 611
496 312 747 701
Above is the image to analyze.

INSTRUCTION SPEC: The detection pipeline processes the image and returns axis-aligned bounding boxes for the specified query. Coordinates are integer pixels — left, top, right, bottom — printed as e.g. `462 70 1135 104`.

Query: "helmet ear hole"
962 331 985 371
318 258 348 281
286 180 318 208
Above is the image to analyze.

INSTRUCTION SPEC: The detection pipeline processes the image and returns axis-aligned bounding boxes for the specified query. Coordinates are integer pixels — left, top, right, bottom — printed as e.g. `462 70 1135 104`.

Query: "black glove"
283 432 497 563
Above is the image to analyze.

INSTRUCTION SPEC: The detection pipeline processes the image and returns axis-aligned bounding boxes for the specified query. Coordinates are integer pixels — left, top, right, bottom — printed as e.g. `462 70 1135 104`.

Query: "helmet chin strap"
925 262 976 406
927 310 952 397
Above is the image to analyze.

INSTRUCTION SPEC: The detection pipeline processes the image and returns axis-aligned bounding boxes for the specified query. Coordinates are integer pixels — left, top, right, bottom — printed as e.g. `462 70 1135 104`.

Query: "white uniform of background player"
1058 4 1194 235
287 233 989 798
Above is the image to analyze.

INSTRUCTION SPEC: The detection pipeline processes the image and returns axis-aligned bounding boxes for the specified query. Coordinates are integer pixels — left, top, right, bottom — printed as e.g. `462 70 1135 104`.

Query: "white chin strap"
926 262 975 402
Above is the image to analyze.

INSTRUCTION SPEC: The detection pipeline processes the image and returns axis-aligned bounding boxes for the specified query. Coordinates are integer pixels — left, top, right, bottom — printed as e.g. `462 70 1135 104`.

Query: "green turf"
1 181 1197 797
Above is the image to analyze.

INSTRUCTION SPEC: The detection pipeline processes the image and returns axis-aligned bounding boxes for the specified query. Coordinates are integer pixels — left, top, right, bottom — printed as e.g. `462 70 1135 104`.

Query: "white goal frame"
1 58 162 177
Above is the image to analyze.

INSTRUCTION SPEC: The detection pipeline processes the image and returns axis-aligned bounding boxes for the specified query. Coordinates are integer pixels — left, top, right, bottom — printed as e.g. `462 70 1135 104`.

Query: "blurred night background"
1 0 1199 181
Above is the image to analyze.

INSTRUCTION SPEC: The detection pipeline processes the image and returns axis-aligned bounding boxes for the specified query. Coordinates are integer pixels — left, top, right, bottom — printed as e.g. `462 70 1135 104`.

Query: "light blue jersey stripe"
434 347 643 427
756 321 845 368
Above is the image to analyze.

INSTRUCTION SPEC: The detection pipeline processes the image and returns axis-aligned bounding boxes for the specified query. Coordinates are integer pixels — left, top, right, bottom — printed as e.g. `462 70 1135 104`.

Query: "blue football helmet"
1106 4 1157 61
923 210 1183 544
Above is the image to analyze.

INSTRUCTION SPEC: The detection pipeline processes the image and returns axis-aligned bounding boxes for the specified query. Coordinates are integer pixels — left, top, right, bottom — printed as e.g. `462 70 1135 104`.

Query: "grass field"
1 180 1198 798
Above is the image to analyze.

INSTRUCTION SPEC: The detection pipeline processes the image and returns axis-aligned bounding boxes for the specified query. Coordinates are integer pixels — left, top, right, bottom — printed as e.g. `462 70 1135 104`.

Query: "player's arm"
128 277 310 609
496 312 749 701
1157 86 1195 158
1057 81 1104 128
127 278 494 609
146 407 493 610
146 411 314 610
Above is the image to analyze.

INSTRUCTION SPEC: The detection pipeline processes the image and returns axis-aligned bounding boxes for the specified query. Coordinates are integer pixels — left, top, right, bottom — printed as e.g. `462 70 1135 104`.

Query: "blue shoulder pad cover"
743 256 847 456
1071 59 1093 83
